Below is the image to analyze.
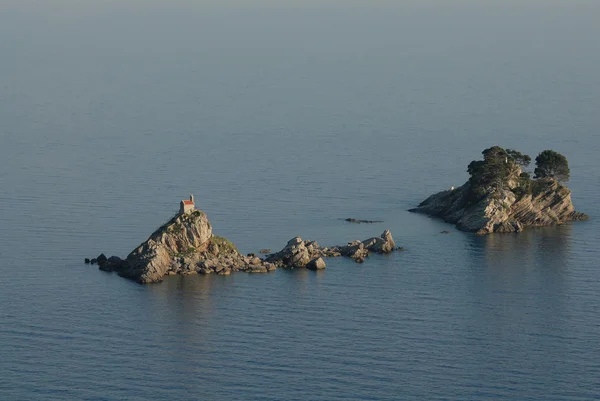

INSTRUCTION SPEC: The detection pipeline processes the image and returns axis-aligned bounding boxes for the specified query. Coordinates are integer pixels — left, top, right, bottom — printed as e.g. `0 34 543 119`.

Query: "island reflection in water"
465 224 572 356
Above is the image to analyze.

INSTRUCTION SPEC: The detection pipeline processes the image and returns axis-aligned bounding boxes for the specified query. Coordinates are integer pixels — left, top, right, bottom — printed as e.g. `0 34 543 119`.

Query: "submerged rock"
344 218 383 224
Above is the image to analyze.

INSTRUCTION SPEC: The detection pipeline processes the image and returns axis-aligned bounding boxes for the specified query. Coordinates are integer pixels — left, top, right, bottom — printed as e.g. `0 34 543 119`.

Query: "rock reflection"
144 274 217 347
479 224 572 274
277 267 326 296
466 225 573 346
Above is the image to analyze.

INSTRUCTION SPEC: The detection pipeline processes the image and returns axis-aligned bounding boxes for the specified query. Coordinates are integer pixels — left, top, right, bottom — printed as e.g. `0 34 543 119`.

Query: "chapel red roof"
182 200 194 205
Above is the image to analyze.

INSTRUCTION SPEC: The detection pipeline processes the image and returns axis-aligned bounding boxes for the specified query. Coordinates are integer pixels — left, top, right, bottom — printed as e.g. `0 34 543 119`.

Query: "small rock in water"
440 231 451 234
307 257 326 270
90 258 97 265
217 268 231 276
84 258 90 264
247 265 268 273
259 249 271 253
345 218 383 224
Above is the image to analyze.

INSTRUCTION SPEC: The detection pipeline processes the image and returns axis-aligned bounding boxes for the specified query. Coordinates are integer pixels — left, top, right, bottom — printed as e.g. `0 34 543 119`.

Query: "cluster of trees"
466 146 570 198
534 150 570 182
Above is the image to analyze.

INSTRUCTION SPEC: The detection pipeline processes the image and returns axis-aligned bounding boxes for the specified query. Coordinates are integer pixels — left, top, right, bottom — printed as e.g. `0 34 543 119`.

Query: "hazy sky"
2 0 599 9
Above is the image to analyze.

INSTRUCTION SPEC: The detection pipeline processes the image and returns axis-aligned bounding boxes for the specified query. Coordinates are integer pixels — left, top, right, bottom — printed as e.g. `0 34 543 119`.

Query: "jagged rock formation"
410 179 588 235
92 210 401 284
265 229 397 266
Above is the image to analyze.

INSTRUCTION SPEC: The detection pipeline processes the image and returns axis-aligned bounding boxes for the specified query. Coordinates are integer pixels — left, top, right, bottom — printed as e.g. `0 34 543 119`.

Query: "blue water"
1 2 600 400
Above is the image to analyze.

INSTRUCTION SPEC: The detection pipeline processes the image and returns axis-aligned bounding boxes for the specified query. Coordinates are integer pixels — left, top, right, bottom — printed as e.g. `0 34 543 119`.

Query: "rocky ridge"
91 210 400 283
410 178 588 235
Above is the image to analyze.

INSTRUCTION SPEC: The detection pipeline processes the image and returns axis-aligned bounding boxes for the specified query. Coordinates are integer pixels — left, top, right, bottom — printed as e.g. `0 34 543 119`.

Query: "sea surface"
1 2 600 400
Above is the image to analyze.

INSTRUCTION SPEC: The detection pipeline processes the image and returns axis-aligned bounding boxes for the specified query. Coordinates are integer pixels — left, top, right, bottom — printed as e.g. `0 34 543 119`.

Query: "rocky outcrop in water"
410 173 588 234
265 229 397 266
410 146 588 234
92 210 401 284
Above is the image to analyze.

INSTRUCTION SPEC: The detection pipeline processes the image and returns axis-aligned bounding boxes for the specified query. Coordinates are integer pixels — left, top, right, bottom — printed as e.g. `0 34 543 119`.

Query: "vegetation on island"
534 150 571 182
465 146 570 203
410 145 585 234
209 236 239 255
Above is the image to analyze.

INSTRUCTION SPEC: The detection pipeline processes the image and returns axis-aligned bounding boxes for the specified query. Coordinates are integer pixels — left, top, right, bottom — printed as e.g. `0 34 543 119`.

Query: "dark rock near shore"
96 253 108 265
99 256 128 272
344 218 383 224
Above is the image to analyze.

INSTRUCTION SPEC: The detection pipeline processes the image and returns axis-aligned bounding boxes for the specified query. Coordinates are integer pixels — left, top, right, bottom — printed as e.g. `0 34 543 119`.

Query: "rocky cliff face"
93 210 401 283
410 179 588 235
119 211 213 283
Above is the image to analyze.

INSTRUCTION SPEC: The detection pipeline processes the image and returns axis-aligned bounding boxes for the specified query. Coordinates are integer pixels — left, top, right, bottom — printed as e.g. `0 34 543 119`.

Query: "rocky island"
410 147 589 234
90 195 400 283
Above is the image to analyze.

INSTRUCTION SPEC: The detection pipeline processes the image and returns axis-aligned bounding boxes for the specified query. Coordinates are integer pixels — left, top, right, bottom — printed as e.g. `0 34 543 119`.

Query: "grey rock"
96 253 108 265
217 268 231 276
267 230 400 268
99 256 128 272
362 230 396 254
287 237 303 246
247 265 268 273
307 257 326 270
264 262 277 272
118 211 214 283
410 178 588 235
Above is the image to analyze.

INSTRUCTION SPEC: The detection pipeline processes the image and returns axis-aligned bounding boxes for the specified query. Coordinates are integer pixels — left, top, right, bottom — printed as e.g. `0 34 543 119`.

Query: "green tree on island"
467 146 531 196
534 150 570 182
466 147 571 203
505 149 532 167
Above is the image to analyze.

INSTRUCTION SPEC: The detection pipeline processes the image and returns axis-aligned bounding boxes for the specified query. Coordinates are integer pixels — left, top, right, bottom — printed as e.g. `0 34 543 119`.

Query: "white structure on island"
179 194 195 215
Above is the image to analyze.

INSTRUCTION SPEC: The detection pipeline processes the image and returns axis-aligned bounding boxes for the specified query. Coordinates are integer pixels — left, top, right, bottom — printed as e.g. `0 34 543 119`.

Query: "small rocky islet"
410 146 589 234
89 196 400 284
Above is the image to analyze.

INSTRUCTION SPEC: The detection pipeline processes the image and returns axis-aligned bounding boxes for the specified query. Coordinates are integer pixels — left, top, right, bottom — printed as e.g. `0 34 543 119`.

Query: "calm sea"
1 2 600 400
